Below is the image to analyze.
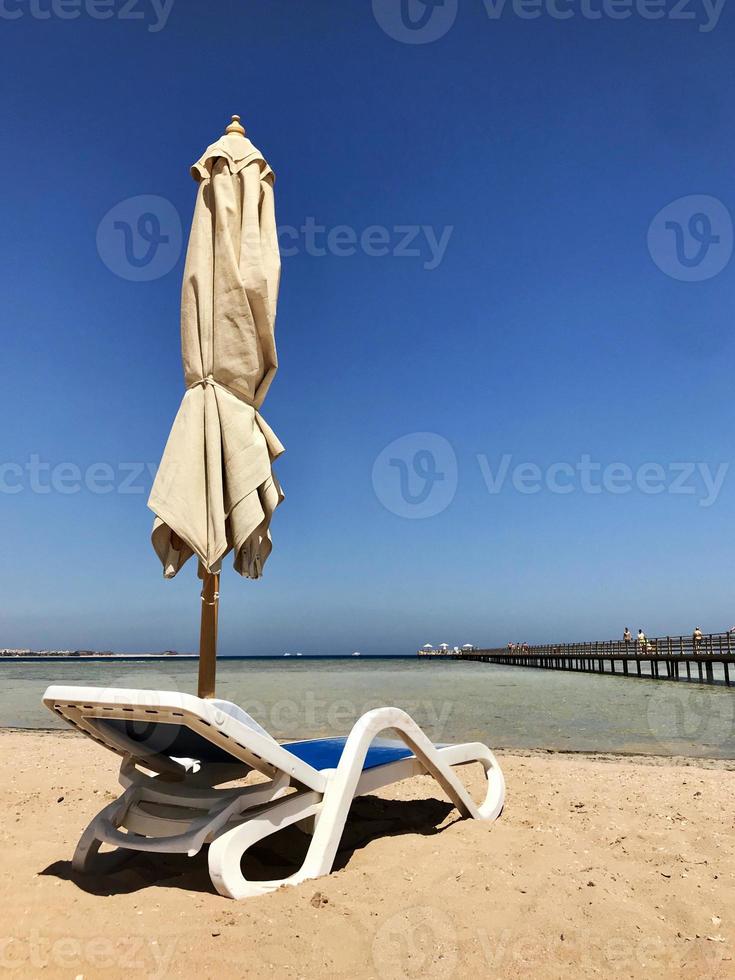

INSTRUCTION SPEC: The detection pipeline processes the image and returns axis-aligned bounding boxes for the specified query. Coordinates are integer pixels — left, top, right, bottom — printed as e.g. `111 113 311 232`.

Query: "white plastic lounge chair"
43 686 505 899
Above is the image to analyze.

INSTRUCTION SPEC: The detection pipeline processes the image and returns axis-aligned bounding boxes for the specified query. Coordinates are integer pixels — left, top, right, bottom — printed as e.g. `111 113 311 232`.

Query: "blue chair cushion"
93 721 414 772
96 719 236 763
284 737 414 771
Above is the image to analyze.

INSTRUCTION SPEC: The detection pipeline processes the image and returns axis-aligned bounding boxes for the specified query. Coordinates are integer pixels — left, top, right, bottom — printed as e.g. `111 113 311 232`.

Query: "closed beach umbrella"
148 115 283 697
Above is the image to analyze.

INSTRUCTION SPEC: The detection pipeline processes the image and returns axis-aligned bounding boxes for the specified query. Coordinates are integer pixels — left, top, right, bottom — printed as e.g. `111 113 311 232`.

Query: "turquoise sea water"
2 657 734 758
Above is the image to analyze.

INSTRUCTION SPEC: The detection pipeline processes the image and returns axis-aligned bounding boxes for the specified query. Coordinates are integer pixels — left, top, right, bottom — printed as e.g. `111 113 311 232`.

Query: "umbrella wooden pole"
198 571 220 699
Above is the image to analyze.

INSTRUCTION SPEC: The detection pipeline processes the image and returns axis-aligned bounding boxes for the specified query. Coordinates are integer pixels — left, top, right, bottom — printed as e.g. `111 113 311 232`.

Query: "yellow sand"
1 730 733 979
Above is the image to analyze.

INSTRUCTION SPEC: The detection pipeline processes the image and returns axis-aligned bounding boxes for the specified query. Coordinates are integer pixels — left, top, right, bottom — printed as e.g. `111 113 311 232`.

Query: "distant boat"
352 651 361 657
283 653 292 657
295 652 303 657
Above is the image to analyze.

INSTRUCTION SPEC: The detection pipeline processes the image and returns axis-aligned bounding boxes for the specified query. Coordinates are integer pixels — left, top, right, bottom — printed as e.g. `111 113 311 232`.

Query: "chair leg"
297 708 504 887
253 711 505 896
208 791 323 899
72 793 134 874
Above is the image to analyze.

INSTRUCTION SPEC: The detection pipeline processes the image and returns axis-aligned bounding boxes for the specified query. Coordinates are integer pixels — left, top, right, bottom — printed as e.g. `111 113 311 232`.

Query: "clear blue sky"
2 0 734 655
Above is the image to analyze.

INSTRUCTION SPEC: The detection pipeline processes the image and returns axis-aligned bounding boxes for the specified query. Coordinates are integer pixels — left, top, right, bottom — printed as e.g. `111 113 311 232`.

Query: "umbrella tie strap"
187 375 258 410
186 375 283 460
201 590 220 606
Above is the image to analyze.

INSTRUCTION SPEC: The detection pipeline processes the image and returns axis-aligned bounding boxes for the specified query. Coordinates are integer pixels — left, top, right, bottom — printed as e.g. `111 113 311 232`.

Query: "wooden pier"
418 632 735 686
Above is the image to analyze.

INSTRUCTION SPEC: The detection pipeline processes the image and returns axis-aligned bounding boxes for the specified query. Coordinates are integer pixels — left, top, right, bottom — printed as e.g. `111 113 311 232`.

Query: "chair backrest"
43 686 326 791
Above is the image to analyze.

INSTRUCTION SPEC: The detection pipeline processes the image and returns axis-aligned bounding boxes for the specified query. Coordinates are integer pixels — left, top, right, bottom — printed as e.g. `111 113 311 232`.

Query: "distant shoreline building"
0 649 181 659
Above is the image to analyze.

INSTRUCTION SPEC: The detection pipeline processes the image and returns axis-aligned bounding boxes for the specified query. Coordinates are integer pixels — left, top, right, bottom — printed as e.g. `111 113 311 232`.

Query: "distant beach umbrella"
148 115 284 698
422 644 434 650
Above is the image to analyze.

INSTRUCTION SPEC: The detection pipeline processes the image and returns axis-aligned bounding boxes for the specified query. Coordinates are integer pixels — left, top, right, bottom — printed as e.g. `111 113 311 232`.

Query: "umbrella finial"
225 114 246 137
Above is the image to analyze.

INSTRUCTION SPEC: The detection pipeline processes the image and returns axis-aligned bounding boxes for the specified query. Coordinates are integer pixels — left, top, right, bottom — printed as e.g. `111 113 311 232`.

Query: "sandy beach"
0 731 732 979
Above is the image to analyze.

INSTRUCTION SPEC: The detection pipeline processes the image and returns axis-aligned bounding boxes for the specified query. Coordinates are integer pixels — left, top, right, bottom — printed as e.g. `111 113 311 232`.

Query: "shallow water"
2 657 734 758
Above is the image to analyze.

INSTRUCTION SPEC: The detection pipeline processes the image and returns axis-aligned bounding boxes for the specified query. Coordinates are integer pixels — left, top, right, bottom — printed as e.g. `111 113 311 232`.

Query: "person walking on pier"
624 627 632 651
693 626 703 654
637 628 646 651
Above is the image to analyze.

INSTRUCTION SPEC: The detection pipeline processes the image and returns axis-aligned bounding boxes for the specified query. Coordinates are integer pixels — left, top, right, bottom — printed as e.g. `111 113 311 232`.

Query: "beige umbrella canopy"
148 115 284 697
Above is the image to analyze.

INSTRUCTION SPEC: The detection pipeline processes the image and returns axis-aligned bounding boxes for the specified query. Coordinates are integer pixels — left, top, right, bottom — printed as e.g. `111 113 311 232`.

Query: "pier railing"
417 632 735 685
418 631 735 658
